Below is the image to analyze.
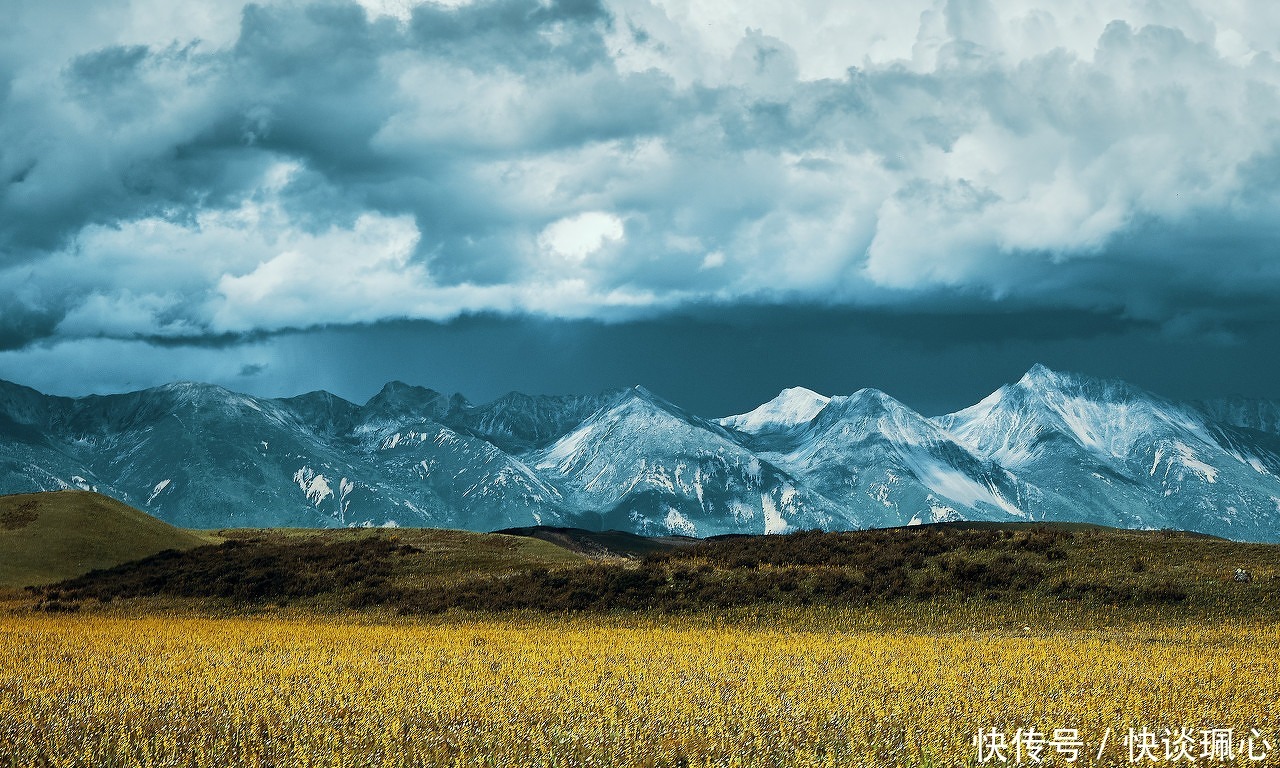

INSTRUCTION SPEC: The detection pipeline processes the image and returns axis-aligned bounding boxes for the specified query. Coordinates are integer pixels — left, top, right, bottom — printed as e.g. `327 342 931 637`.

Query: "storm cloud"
2 0 1279 403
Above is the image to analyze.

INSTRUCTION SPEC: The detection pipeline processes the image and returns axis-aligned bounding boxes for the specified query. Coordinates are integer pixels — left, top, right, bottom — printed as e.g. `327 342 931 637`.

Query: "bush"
37 538 421 605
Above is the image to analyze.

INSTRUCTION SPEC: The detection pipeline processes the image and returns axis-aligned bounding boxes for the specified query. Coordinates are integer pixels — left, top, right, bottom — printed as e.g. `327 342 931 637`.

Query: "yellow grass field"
2 610 1278 767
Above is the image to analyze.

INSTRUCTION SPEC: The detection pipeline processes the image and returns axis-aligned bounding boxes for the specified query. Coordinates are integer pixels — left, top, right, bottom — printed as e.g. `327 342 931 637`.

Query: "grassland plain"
1 608 1279 768
5 514 1280 768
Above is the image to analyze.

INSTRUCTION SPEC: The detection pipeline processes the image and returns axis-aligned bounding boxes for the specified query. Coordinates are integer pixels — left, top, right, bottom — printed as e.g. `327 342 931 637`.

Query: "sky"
1 0 1279 417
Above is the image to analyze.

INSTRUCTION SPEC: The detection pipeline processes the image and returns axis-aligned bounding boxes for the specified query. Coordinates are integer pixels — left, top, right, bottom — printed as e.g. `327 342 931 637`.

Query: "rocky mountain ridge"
2 368 1278 541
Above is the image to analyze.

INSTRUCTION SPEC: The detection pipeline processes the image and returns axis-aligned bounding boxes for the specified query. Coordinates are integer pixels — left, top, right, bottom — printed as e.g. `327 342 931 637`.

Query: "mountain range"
2 365 1279 541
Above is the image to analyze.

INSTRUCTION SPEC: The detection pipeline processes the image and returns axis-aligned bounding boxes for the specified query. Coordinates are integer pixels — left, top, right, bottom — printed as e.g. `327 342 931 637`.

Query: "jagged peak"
1023 362 1056 379
826 387 913 414
604 386 693 421
1009 365 1176 412
156 380 227 394
945 364 1219 466
0 378 63 399
1016 363 1080 390
1013 364 1150 397
612 384 667 408
849 386 895 404
281 389 358 407
146 381 256 408
778 385 828 399
944 370 1068 423
363 381 452 412
815 388 936 433
367 380 442 401
1194 397 1280 435
719 386 830 434
571 384 730 438
491 390 540 406
275 389 362 431
359 381 463 426
769 386 830 410
488 389 610 406
786 387 948 452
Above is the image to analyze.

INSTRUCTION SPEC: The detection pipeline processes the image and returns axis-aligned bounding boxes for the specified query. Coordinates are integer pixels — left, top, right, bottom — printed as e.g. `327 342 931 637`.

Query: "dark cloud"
66 44 151 94
409 0 611 71
1 0 1279 403
231 4 403 177
0 305 61 352
5 311 1279 418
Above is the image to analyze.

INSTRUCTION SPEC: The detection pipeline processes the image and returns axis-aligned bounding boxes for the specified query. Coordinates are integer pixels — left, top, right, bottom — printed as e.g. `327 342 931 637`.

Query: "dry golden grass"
2 608 1277 767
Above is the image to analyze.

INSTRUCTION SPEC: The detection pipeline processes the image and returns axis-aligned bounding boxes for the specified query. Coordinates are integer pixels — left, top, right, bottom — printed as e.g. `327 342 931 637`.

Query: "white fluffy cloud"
3 0 1280 347
537 211 625 262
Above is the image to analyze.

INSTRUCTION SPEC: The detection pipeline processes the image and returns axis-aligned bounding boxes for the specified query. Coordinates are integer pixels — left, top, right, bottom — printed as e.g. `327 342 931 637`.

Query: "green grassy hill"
0 491 214 588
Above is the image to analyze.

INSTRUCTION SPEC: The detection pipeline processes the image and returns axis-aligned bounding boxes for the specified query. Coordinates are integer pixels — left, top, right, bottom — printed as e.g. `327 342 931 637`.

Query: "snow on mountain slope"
1 369 1279 540
0 380 586 530
58 382 387 529
718 387 831 435
276 390 365 439
941 366 1211 467
0 381 117 497
1194 397 1280 435
353 416 570 531
0 437 115 497
941 365 1280 540
754 388 1068 527
532 387 858 536
355 381 467 435
446 391 614 452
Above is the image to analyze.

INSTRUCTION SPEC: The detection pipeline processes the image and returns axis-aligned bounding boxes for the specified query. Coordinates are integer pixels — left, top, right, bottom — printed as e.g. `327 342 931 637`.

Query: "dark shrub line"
33 538 420 606
30 524 1194 614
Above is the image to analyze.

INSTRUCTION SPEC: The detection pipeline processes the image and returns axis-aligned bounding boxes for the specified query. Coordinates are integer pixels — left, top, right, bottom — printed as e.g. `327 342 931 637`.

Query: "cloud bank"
3 0 1280 353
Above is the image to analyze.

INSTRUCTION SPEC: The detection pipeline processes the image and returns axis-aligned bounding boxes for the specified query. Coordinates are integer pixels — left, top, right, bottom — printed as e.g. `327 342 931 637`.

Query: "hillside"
494 525 699 558
28 523 589 611
30 521 1280 619
0 491 213 588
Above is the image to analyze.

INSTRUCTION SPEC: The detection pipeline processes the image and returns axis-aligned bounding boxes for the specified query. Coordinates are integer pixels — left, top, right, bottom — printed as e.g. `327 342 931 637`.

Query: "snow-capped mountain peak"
533 384 854 536
1018 362 1062 387
935 365 1280 540
2 368 1280 541
814 388 939 442
604 385 722 431
719 386 830 434
944 366 1210 463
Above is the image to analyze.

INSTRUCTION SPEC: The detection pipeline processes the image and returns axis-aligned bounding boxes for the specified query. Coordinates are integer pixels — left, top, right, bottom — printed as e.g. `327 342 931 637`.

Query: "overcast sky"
2 0 1279 416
